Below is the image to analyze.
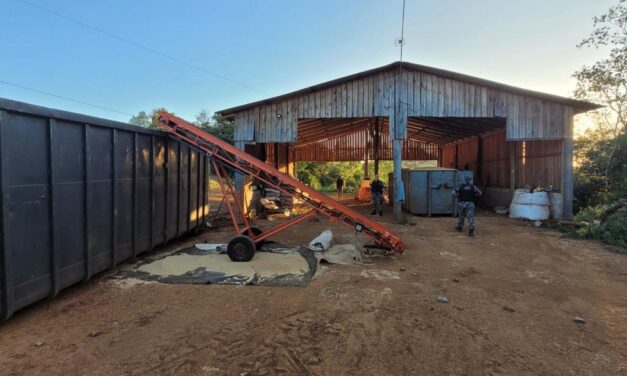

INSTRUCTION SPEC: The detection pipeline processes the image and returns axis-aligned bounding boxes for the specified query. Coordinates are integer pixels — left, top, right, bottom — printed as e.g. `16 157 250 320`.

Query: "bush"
573 172 606 213
599 210 627 249
561 202 627 251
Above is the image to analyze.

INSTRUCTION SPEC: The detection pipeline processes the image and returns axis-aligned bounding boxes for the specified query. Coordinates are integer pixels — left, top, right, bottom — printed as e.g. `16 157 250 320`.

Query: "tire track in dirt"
232 311 324 375
134 311 329 375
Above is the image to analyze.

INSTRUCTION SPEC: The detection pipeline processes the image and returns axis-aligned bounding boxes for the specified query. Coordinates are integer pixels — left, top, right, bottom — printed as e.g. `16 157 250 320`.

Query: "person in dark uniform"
452 175 482 236
336 176 344 199
370 174 384 216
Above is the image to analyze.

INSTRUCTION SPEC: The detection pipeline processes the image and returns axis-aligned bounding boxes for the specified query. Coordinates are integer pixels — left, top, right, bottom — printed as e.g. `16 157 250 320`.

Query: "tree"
194 111 234 144
129 111 150 127
194 110 212 129
574 0 627 189
574 129 627 209
129 108 169 129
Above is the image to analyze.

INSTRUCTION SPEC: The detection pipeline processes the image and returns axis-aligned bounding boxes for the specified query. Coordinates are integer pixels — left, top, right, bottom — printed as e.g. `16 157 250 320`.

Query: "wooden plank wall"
233 68 576 143
440 130 562 189
515 140 563 189
457 138 479 172
441 137 478 171
441 144 456 168
263 143 295 174
290 129 439 162
481 131 510 188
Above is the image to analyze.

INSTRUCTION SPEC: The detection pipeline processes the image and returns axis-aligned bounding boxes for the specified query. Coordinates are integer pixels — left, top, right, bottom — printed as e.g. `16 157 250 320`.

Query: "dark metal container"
0 98 210 320
402 168 474 216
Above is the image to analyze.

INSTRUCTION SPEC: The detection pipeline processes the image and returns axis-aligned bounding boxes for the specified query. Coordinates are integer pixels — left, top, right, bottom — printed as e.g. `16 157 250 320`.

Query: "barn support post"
509 141 517 198
392 137 405 222
562 138 574 219
562 109 575 219
391 72 408 223
374 118 381 175
287 145 296 177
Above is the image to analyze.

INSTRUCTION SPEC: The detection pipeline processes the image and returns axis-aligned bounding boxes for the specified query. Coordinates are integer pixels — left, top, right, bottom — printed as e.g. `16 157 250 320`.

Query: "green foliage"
129 108 169 129
129 109 234 144
295 161 438 193
575 206 604 239
600 210 627 249
574 131 627 210
574 0 627 204
296 161 396 193
297 162 359 192
195 111 234 144
565 2 627 251
561 203 627 251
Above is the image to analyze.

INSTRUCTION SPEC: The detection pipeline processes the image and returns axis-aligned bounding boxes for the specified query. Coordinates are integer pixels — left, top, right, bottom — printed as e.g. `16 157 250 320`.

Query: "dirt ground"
0 198 626 376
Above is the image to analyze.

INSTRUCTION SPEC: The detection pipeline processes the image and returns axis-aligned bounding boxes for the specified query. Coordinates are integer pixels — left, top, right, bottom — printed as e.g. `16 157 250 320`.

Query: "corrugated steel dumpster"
0 98 211 320
399 168 474 216
428 169 457 214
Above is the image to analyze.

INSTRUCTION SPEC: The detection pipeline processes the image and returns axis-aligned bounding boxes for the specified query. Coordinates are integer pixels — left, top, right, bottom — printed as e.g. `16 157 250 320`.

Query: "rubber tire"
241 226 265 247
227 235 256 262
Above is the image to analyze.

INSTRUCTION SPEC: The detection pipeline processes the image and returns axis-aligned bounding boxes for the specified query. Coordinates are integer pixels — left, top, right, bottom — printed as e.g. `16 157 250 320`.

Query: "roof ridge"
218 61 601 116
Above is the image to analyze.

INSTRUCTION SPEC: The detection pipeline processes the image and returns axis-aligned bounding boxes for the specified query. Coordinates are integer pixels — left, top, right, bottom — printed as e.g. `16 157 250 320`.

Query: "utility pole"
392 0 407 224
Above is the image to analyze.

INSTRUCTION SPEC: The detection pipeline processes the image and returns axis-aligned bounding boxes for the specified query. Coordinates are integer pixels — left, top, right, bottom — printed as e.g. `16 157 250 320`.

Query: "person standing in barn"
336 176 345 200
452 175 482 236
370 174 384 216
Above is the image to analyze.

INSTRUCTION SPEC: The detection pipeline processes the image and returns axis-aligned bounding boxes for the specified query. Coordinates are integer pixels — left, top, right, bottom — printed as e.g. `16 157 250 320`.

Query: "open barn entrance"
292 117 439 180
242 114 563 212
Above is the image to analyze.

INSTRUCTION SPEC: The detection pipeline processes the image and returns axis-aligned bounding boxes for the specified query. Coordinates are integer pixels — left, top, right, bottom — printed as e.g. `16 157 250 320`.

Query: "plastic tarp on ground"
119 243 318 287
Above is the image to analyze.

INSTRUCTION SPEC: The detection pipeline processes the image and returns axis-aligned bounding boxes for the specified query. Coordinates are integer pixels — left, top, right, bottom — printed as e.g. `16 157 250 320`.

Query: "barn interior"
240 114 562 212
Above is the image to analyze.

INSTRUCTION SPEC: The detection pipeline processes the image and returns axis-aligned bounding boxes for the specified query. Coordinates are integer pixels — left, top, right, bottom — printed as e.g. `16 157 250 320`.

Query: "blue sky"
0 0 615 123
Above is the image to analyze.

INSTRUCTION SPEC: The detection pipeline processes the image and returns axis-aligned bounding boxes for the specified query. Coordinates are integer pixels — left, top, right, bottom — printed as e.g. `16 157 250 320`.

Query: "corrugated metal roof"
218 61 601 117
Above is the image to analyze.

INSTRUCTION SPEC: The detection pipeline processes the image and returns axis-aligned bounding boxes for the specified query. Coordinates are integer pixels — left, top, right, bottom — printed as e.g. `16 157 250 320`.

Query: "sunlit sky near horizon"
0 0 616 133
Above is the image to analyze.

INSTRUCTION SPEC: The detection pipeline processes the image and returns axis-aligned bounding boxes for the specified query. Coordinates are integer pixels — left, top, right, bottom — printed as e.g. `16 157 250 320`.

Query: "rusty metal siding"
0 98 210 320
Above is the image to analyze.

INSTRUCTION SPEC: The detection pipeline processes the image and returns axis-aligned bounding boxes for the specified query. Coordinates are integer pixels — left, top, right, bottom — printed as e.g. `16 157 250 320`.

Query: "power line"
13 0 268 95
0 79 134 116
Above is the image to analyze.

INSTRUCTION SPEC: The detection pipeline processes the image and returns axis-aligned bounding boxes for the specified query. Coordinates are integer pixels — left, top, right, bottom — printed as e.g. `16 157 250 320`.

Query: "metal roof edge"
217 61 602 117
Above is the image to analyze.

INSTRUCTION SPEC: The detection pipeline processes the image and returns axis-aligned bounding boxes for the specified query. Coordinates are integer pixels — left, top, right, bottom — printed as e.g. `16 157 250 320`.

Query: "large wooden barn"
217 62 600 219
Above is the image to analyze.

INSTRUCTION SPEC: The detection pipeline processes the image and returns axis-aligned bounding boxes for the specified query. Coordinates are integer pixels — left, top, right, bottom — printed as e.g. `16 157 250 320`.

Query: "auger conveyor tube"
156 111 406 254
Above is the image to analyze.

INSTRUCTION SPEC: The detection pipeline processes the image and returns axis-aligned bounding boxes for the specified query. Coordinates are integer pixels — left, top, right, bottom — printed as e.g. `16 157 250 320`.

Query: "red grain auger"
156 111 405 261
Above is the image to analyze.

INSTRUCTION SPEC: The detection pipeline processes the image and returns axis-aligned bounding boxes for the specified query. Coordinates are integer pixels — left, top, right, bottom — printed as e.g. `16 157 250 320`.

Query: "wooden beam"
409 117 505 136
297 121 368 141
297 118 370 141
409 119 490 138
509 141 517 198
562 138 573 219
295 126 367 148
382 123 461 144
374 118 380 175
477 135 483 181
